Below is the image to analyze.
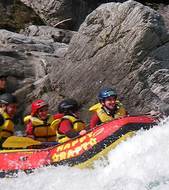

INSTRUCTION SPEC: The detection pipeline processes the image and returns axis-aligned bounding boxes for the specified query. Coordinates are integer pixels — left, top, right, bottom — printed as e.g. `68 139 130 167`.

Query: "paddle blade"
2 136 41 148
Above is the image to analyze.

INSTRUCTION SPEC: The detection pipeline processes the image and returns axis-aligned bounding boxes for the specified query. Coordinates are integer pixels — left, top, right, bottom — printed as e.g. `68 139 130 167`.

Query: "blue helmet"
98 87 117 101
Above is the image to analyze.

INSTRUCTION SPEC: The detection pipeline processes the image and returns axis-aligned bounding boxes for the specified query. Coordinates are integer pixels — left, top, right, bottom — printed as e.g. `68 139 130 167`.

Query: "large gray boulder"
50 0 169 116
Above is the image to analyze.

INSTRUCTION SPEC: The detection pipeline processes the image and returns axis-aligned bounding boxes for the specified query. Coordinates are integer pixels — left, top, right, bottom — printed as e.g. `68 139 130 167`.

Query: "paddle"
2 136 58 149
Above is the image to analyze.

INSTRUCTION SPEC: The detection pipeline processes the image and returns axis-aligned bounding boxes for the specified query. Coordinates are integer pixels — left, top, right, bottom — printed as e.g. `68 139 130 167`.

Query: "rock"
1 1 169 121
20 0 105 30
50 0 169 117
0 29 66 119
0 29 68 55
20 25 76 44
0 0 43 32
158 4 169 31
20 0 76 29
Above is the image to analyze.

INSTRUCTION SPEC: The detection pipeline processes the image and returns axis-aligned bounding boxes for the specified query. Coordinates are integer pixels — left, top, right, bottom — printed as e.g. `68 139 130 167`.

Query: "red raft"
0 115 156 177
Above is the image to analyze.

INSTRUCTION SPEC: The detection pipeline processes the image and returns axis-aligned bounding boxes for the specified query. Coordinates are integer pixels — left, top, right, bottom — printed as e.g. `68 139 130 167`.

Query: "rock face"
20 0 122 30
20 0 88 29
18 0 169 31
20 25 76 44
0 0 168 32
0 29 67 118
0 0 43 32
0 0 169 123
158 4 169 31
50 1 169 117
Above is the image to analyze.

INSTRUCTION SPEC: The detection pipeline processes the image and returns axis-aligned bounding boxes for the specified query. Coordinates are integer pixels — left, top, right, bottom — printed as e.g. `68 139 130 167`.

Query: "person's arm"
59 119 79 138
25 121 34 137
90 113 101 129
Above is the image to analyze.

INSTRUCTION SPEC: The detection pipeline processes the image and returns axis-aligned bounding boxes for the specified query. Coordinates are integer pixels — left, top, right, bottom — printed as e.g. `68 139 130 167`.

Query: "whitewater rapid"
1 117 169 190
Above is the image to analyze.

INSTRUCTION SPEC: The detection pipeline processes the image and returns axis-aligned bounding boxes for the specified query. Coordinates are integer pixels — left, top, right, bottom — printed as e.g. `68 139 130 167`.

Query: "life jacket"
51 115 86 144
89 100 127 123
0 108 14 140
24 115 56 142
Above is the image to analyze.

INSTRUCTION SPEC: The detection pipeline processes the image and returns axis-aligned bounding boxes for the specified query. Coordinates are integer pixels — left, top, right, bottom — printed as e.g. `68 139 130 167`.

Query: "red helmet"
31 99 48 116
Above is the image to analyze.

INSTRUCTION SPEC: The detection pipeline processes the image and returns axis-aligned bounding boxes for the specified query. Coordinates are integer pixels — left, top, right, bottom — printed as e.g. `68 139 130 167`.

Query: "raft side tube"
0 116 157 177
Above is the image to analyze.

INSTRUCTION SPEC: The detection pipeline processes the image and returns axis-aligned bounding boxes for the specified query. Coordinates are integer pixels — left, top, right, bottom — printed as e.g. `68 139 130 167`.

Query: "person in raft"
54 99 87 143
89 87 127 129
0 93 17 148
24 99 56 142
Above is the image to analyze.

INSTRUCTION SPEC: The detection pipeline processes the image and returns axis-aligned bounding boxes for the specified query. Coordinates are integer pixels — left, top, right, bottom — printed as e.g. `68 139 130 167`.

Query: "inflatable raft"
0 115 156 177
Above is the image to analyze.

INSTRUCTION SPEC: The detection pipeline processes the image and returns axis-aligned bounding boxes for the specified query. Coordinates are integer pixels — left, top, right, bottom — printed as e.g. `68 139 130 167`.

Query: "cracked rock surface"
50 1 169 116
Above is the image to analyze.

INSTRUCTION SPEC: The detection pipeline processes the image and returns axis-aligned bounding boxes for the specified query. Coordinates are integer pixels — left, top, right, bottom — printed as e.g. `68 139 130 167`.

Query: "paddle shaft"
2 136 58 149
